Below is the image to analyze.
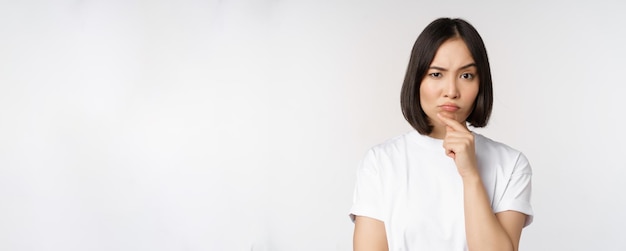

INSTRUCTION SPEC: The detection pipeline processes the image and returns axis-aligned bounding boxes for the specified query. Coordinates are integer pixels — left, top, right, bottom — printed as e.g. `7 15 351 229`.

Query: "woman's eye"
460 73 474 79
429 72 442 78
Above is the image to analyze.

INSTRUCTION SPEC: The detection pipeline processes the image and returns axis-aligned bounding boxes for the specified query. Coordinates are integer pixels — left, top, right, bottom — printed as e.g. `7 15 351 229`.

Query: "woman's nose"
443 79 459 99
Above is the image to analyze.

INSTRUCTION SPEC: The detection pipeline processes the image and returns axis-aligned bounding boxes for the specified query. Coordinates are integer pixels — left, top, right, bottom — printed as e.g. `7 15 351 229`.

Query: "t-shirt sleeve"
349 149 384 223
493 152 534 227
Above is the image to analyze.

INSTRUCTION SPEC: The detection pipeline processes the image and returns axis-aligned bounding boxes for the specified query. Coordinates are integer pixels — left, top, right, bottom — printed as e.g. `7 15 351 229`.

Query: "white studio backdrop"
1 0 625 250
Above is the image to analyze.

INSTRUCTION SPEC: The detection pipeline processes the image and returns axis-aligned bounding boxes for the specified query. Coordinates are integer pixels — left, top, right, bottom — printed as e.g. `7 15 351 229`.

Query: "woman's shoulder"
473 133 530 165
368 131 417 153
474 133 521 153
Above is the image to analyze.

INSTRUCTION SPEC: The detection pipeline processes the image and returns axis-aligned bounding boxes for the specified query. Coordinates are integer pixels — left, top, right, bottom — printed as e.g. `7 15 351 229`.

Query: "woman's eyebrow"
428 63 477 71
429 66 447 71
459 63 477 70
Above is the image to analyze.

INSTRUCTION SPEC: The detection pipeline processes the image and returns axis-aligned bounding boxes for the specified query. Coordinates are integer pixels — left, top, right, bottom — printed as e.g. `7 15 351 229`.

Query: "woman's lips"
439 104 459 112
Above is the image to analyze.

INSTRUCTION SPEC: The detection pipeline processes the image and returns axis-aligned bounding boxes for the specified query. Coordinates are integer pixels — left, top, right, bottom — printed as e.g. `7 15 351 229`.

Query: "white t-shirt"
350 130 533 251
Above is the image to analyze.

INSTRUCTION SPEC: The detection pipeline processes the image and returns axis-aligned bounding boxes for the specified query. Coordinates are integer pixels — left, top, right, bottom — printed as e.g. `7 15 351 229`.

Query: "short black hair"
400 18 493 135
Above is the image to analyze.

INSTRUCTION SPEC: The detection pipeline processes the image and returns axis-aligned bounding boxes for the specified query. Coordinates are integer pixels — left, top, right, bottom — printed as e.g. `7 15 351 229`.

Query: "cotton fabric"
350 130 533 251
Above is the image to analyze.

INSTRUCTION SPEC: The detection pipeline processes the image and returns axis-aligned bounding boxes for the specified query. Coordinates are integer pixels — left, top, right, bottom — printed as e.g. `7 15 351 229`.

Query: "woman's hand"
437 113 479 178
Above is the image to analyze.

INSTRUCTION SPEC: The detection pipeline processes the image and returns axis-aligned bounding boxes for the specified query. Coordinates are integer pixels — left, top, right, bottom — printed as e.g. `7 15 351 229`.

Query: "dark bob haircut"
400 18 493 135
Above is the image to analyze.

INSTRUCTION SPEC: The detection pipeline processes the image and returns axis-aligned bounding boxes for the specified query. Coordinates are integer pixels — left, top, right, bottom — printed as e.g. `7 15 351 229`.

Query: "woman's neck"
428 123 470 139
428 125 446 139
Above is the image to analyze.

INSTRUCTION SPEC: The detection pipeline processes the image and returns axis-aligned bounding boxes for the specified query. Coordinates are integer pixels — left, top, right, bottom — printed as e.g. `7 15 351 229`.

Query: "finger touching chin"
437 112 457 123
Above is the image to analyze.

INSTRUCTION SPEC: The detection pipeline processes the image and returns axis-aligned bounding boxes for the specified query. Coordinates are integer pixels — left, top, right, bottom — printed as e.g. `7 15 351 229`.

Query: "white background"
1 0 625 250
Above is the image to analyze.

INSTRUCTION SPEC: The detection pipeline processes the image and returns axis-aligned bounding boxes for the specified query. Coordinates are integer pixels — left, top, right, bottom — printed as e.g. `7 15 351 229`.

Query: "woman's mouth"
439 104 459 112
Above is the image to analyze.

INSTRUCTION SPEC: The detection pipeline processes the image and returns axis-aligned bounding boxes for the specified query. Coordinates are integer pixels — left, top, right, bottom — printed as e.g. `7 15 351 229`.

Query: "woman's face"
419 38 479 134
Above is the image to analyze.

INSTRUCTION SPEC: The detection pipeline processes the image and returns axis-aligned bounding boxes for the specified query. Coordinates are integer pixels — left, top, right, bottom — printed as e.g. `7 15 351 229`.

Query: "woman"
349 18 533 251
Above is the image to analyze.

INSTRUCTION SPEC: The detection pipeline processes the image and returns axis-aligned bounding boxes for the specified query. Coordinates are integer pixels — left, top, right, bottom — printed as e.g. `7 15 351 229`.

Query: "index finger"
437 113 469 132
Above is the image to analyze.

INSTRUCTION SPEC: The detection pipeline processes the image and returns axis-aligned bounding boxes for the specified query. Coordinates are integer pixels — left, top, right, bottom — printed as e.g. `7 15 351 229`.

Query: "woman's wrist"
460 171 482 184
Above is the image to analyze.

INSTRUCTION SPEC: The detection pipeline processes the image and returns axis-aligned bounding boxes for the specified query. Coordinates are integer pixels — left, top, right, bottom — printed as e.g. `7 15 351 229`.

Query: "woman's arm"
353 216 388 251
438 113 527 251
463 176 527 251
